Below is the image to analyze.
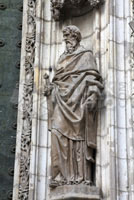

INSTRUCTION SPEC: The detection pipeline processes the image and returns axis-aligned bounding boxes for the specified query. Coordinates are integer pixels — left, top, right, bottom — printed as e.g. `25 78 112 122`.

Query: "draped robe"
50 46 103 184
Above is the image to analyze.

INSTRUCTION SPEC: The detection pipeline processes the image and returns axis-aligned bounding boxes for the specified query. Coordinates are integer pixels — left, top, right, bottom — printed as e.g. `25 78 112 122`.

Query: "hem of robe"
51 128 85 141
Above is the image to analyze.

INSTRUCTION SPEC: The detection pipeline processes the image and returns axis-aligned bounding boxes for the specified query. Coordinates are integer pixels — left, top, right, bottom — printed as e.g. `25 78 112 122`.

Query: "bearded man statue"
45 25 103 188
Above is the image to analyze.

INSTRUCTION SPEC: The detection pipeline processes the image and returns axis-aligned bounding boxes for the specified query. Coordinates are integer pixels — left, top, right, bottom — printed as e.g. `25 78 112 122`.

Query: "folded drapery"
50 46 103 185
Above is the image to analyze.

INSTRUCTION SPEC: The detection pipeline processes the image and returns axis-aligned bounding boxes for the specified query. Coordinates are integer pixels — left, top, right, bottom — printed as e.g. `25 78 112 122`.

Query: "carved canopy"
50 0 104 21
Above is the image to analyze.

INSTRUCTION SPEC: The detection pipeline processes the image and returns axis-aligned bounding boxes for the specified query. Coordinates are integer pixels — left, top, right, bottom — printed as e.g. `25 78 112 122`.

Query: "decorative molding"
130 1 134 108
18 0 36 199
50 0 104 21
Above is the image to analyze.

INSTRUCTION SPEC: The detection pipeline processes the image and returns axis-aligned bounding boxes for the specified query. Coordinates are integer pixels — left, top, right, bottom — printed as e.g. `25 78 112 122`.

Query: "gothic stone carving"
44 26 103 194
50 0 104 21
18 0 36 199
50 185 100 200
129 2 134 126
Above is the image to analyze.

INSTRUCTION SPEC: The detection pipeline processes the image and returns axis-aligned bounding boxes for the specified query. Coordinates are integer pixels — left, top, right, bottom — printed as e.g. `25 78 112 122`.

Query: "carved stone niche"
45 25 103 200
50 185 100 200
50 0 104 21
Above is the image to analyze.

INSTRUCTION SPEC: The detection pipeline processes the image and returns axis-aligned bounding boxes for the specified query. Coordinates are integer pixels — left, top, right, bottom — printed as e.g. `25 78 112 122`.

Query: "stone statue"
44 25 103 188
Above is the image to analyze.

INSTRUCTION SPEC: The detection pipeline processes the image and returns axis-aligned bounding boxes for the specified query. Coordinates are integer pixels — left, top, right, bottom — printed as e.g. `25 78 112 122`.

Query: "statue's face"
63 30 79 53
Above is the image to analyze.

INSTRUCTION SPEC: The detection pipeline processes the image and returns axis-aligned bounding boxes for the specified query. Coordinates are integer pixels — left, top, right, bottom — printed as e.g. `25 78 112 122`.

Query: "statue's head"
63 25 82 54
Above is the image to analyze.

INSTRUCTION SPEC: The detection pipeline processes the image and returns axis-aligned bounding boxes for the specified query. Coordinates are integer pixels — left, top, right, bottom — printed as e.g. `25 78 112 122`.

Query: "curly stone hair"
62 25 82 42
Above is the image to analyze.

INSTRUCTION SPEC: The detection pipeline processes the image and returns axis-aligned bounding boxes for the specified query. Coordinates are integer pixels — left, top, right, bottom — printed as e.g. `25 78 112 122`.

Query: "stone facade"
13 0 134 200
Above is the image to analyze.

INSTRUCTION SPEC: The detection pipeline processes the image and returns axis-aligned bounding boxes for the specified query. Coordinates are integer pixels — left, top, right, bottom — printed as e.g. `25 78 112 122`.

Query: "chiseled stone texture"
50 185 100 200
50 0 104 21
13 0 134 200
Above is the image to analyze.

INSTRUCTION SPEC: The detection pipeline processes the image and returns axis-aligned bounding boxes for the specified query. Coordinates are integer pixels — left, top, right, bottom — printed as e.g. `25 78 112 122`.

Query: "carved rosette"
50 0 104 21
18 0 36 199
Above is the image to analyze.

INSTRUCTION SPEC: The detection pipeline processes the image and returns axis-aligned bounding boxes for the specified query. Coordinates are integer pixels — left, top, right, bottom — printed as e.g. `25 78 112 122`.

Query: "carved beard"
65 40 78 54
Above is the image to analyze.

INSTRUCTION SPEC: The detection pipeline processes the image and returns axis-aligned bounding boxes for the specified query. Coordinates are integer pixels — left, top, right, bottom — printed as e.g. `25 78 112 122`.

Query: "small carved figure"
45 25 103 188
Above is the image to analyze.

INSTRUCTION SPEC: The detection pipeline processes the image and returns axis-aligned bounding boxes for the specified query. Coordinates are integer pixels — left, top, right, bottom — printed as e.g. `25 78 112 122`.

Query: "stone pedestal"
50 185 100 200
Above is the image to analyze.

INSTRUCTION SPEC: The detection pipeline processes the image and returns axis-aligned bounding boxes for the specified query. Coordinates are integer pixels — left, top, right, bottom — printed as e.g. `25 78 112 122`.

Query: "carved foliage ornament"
18 0 36 199
51 0 104 20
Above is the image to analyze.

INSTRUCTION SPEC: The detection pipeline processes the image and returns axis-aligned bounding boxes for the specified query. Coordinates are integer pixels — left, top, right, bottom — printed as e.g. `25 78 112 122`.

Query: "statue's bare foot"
60 178 67 185
83 180 93 185
68 180 75 185
75 177 83 184
49 180 59 188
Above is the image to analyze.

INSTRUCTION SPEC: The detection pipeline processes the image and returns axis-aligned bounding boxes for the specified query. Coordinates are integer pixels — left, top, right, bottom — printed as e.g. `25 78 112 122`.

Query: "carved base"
50 185 101 200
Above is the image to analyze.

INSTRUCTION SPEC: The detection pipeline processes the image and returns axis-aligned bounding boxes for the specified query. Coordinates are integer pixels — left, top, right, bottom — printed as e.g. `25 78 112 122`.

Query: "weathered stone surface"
50 0 104 21
45 25 103 188
50 185 100 200
13 0 134 200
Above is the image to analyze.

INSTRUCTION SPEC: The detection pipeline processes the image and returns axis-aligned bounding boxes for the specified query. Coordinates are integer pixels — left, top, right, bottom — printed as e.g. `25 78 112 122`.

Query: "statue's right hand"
84 93 97 111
